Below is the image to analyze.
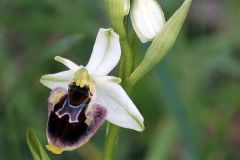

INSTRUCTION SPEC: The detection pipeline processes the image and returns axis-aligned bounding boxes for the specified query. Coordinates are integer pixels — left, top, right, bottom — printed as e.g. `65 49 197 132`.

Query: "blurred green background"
1 0 240 159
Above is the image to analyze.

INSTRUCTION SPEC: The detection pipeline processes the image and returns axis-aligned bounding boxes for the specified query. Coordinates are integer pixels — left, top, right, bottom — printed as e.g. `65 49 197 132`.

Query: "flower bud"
106 0 130 17
130 0 165 43
124 0 130 15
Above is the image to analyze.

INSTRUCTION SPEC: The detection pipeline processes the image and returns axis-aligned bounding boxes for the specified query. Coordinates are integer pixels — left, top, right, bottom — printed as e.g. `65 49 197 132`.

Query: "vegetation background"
1 0 240 159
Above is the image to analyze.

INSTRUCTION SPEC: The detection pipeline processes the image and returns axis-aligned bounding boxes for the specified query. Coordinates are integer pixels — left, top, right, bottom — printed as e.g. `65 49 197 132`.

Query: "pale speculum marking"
56 98 87 123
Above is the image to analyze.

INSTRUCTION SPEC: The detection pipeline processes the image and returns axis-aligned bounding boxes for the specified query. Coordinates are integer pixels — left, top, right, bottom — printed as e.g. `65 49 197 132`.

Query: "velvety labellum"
47 83 107 151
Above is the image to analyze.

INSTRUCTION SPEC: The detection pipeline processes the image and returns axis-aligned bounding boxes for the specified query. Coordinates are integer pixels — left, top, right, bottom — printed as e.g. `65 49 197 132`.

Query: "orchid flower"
40 28 144 154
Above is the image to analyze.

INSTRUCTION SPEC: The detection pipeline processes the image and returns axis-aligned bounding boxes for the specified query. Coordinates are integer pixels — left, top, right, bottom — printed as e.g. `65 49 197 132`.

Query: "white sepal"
40 70 74 90
94 83 144 131
130 0 165 43
86 28 121 76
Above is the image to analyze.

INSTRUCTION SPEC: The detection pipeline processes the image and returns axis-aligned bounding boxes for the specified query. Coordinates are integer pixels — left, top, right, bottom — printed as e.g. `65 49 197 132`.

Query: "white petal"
94 83 144 131
130 0 165 43
55 56 80 71
85 28 121 76
93 76 121 84
40 70 74 90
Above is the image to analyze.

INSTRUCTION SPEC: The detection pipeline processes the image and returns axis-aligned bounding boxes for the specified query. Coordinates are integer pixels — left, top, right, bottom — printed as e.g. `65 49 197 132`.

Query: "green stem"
103 124 120 160
103 1 135 159
118 38 134 83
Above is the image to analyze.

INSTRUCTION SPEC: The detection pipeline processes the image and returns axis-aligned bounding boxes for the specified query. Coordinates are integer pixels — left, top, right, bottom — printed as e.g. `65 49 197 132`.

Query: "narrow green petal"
93 76 121 84
55 56 79 71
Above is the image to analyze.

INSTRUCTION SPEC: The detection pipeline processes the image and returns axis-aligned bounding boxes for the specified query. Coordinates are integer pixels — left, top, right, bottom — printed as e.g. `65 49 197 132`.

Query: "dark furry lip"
46 83 107 154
